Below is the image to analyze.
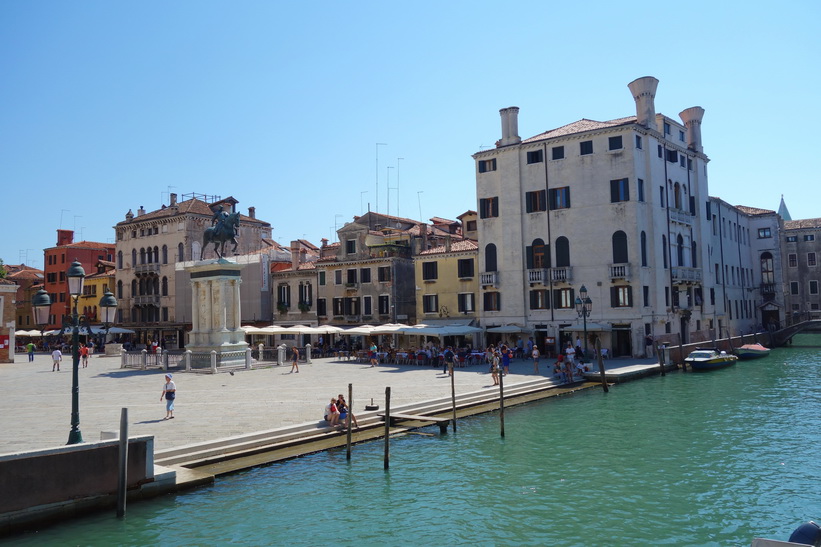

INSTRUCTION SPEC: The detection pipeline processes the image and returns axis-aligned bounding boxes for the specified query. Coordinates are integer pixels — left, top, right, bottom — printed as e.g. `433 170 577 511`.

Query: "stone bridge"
768 319 821 347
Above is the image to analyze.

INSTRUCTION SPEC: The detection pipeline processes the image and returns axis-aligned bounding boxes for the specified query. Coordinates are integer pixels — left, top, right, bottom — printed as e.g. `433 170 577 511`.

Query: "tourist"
501 345 511 376
161 373 176 419
443 346 455 376
553 353 565 381
51 348 62 371
490 351 500 385
336 393 359 429
369 340 378 367
532 344 540 374
485 344 495 371
80 344 89 368
26 341 36 362
324 397 340 426
290 345 300 373
565 342 576 365
564 358 575 383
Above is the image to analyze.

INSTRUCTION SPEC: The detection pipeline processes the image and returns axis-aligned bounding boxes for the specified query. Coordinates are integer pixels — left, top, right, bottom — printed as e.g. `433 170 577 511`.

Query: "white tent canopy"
486 324 533 334
14 330 42 337
562 322 612 332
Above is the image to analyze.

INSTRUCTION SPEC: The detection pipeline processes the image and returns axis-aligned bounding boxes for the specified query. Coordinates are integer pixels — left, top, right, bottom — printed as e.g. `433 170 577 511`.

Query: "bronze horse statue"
201 211 240 260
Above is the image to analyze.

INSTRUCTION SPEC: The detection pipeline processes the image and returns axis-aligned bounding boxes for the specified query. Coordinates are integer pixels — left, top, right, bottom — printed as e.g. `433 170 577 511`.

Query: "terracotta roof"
0 278 16 286
7 269 44 280
46 240 114 251
522 116 637 144
116 198 271 227
418 239 478 255
785 218 821 229
735 205 776 216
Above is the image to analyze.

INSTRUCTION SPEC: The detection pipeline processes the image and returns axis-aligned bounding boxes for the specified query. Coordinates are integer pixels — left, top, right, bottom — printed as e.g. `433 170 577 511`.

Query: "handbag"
165 391 175 400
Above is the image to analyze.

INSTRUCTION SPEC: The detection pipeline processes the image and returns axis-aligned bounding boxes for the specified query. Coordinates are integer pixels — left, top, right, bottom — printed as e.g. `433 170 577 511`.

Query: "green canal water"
11 340 821 546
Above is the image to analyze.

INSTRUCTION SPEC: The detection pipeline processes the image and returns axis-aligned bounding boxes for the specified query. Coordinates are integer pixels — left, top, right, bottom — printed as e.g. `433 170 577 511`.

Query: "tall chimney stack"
499 107 521 146
627 76 659 131
170 193 177 207
290 241 300 270
248 206 256 219
679 106 705 154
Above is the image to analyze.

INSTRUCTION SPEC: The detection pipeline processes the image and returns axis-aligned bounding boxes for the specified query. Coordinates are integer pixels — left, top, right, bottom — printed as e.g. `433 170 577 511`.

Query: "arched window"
154 247 159 264
131 249 137 266
691 242 698 268
140 248 146 265
139 278 146 295
131 280 137 297
526 238 549 269
192 241 201 261
640 231 647 267
162 277 168 296
555 237 570 267
178 242 185 262
117 251 123 269
117 280 123 299
485 244 497 272
674 182 682 209
677 234 685 266
153 277 159 295
760 252 774 284
662 235 668 269
162 245 168 264
612 231 628 264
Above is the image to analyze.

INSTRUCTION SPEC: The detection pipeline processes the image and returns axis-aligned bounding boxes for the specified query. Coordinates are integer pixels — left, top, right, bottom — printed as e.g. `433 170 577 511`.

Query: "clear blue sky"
2 1 819 270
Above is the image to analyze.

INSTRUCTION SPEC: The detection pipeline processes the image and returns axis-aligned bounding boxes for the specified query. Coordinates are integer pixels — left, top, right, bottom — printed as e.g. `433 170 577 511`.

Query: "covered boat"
684 348 738 371
734 343 771 360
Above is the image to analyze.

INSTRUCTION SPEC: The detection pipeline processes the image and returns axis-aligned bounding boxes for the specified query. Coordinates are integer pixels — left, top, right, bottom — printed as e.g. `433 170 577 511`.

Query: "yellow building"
78 260 115 324
413 238 479 326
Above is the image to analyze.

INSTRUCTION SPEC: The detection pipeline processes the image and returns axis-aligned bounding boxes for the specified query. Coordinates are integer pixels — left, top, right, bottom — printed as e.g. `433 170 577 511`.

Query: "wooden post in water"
450 362 456 433
116 407 128 518
726 327 735 352
498 363 505 438
676 333 684 372
384 386 391 470
596 339 609 392
346 383 353 461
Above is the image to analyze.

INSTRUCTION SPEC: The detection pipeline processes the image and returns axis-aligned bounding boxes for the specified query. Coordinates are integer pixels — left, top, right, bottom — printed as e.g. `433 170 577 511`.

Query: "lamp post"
574 285 593 362
32 260 119 445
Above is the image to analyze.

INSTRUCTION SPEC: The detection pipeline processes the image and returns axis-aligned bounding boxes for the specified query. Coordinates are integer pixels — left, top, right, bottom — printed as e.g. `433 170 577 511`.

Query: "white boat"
684 348 738 371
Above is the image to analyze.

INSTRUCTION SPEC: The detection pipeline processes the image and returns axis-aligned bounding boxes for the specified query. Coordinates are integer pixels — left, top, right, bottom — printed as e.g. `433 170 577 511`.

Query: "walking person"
26 341 36 362
532 344 541 374
443 346 455 376
80 344 89 368
369 340 379 367
290 345 300 373
161 373 176 419
501 345 512 376
490 351 500 385
51 348 62 371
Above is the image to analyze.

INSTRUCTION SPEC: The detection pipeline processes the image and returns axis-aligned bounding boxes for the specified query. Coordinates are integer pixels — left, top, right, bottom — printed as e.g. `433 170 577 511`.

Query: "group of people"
552 340 589 383
323 393 359 429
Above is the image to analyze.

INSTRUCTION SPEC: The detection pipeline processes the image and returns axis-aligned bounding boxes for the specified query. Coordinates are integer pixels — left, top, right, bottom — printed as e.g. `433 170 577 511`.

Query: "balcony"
527 269 547 285
480 271 498 287
550 267 572 283
134 295 160 306
608 264 631 281
671 266 702 284
134 263 160 275
669 209 694 226
761 283 776 295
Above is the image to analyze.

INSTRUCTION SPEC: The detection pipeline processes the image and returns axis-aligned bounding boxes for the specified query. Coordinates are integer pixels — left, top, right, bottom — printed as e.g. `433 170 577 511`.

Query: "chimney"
679 106 705 154
137 205 145 216
499 107 521 146
57 229 74 246
627 76 659 131
290 241 300 270
170 193 177 206
445 235 452 253
248 206 256 219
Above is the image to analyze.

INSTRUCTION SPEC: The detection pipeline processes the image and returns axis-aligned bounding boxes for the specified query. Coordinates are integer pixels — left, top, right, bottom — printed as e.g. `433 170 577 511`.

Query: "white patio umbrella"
486 324 533 334
341 325 376 335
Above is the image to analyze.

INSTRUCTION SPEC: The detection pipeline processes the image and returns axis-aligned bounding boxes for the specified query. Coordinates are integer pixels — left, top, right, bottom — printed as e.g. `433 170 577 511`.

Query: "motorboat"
734 343 771 360
684 348 738 371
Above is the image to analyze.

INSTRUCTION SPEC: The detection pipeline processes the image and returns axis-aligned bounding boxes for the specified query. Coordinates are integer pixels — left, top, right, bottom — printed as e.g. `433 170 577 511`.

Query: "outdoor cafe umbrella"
486 324 533 334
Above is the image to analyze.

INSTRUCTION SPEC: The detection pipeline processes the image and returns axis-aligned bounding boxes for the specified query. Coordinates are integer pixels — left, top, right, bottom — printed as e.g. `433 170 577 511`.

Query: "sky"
2 1 819 270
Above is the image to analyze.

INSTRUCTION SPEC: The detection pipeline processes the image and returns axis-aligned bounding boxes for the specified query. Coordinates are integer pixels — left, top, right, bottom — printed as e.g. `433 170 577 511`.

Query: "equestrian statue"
201 205 240 260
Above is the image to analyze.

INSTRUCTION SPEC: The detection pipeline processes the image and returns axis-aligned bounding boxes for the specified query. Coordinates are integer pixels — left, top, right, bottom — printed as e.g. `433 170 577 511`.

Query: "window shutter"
627 286 633 307
611 287 618 307
565 191 571 209
526 194 533 213
610 180 618 203
526 246 534 269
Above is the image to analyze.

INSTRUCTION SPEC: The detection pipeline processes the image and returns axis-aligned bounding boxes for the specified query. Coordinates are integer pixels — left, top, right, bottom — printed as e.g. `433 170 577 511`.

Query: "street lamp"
574 285 593 362
32 260 119 445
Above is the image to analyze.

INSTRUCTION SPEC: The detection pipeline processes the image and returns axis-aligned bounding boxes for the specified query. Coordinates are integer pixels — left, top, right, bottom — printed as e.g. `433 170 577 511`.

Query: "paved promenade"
0 352 659 456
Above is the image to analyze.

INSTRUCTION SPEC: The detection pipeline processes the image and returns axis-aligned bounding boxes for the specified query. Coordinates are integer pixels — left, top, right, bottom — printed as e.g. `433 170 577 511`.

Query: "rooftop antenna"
360 191 368 214
60 209 70 229
386 166 395 217
417 191 424 221
73 215 82 233
396 157 404 216
376 143 387 214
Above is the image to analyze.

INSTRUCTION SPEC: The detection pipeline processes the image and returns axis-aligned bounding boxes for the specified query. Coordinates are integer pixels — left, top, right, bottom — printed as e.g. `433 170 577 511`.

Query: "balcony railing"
134 264 160 275
671 266 702 284
669 209 694 226
761 283 776 294
480 272 498 287
608 263 630 280
550 267 572 283
527 268 546 284
134 295 160 306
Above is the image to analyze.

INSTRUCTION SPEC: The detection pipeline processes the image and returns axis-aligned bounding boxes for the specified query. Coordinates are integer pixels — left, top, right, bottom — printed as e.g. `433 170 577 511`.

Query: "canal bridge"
768 319 821 347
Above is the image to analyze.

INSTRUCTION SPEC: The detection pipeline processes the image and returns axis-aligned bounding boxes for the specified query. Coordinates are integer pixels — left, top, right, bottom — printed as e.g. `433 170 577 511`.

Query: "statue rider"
211 205 229 238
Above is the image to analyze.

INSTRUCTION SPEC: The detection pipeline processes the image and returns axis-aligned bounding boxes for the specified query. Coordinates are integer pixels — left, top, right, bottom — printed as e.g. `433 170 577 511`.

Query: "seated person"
324 397 340 426
336 393 359 428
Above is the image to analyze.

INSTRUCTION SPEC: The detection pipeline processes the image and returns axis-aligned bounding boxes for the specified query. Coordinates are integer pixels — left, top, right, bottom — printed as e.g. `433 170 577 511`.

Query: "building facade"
782 217 821 322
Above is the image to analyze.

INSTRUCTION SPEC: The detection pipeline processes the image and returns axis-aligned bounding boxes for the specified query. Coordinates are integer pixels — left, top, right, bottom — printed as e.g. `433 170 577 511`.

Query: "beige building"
782 216 821 321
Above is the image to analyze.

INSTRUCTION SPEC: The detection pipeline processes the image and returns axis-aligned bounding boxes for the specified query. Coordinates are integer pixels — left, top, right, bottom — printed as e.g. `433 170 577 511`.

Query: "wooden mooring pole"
346 383 353 461
498 363 505 438
450 362 457 433
116 407 128 518
384 386 391 470
595 339 609 392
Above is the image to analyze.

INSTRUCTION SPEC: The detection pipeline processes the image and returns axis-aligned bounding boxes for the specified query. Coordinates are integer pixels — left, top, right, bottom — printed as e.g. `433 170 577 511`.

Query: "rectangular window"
638 179 644 202
553 288 574 309
457 258 474 278
758 228 772 238
806 235 816 242
635 135 642 149
360 268 371 283
479 197 499 218
529 289 550 310
643 285 650 307
790 282 799 295
789 253 798 268
526 149 543 164
332 297 344 316
552 146 564 160
666 149 678 163
422 261 438 281
611 286 633 307
423 294 438 313
318 271 326 286
483 291 501 311
679 130 685 142
378 266 391 282
610 178 630 203
549 187 571 210
659 186 665 207
688 158 693 170
665 287 670 307
786 236 797 242
478 158 497 173
608 136 623 150
525 190 547 213
580 140 593 155
378 295 390 315
334 270 342 285
466 220 477 232
345 240 356 254
810 280 819 295
664 122 671 135
809 252 817 267
346 269 358 284
363 295 372 316
457 293 475 313
317 298 327 316
657 144 663 158
344 297 361 316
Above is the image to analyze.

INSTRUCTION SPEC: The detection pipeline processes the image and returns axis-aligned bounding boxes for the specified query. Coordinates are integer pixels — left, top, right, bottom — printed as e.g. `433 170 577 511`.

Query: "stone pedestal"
185 259 248 358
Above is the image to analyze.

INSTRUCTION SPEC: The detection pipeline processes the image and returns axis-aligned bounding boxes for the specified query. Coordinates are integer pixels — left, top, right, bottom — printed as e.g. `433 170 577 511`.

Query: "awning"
14 330 42 337
561 322 612 332
486 324 533 334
